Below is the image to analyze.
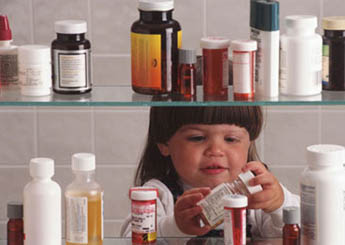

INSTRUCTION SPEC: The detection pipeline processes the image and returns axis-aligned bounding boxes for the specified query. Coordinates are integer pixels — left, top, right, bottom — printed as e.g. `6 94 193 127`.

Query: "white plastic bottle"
300 144 345 245
23 158 61 245
280 15 322 96
65 153 103 245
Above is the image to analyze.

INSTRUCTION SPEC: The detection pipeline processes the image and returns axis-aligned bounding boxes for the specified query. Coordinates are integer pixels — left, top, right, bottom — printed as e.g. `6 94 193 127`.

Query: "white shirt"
120 179 300 238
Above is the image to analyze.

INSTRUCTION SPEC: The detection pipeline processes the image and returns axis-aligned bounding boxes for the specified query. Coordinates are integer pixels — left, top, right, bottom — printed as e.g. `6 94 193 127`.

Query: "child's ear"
157 143 170 156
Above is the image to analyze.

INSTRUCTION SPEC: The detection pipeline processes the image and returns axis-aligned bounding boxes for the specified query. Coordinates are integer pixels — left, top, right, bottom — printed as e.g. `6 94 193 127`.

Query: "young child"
120 106 300 238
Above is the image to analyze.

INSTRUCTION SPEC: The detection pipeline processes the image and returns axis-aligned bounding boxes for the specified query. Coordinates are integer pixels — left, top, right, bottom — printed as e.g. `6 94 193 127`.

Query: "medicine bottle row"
7 153 104 245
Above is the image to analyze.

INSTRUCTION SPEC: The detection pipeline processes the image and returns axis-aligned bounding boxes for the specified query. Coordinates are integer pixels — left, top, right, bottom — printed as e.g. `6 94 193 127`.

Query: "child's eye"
225 137 237 142
187 136 205 142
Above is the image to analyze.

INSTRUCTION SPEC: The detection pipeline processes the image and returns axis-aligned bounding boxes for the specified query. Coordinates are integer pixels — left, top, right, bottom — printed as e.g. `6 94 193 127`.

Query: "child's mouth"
201 165 227 175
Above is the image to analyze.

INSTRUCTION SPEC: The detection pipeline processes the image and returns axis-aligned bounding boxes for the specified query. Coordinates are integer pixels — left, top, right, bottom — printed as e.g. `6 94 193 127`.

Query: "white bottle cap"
223 194 248 208
138 0 174 11
55 20 87 34
72 153 96 171
238 171 263 194
200 37 230 50
18 45 51 65
307 144 345 166
131 190 157 201
231 40 257 52
29 158 54 178
285 15 318 30
129 186 159 198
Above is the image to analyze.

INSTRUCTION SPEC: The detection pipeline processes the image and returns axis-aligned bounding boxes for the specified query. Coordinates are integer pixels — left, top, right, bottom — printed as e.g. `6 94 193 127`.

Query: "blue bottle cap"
250 0 279 31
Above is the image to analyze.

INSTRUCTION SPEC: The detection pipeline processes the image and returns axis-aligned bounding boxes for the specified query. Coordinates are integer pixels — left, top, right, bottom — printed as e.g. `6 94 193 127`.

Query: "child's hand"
174 187 212 236
242 161 284 213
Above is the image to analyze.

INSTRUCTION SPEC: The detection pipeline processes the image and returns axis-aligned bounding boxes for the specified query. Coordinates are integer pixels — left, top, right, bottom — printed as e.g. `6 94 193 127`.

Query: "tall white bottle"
23 158 61 245
300 144 345 245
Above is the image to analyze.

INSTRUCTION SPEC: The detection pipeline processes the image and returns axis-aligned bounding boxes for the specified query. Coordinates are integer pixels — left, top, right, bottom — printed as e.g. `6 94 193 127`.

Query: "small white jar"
18 45 51 96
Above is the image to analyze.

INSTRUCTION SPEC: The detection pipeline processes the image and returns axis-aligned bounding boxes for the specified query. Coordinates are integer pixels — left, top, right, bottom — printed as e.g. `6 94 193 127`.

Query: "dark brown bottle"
177 48 197 101
52 20 92 94
283 207 300 245
131 0 181 95
7 202 24 245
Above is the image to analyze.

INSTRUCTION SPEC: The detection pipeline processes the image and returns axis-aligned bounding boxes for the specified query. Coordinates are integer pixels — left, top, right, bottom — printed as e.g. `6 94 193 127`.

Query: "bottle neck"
139 10 173 23
226 179 250 196
57 33 86 42
74 170 95 183
324 29 345 38
287 27 315 36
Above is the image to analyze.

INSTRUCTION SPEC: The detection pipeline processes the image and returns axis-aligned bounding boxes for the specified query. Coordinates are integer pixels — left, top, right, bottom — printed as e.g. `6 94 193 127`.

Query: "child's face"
158 124 251 189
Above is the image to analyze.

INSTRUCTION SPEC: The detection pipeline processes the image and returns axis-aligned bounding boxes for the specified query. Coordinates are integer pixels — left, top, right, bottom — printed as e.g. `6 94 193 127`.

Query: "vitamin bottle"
223 194 247 245
65 153 103 245
322 16 345 91
130 188 158 244
197 171 262 228
250 0 279 98
280 15 322 96
201 37 230 101
131 0 182 95
300 144 345 245
177 48 197 100
23 158 61 245
0 15 18 87
52 20 92 94
18 45 51 96
231 40 257 101
7 202 23 245
283 206 300 245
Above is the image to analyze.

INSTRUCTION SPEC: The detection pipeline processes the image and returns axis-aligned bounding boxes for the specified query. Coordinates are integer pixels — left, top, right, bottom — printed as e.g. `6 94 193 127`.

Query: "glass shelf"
0 86 345 106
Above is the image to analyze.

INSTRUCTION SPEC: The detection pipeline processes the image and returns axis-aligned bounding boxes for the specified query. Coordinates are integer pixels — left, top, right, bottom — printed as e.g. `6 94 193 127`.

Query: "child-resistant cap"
283 206 300 224
231 40 257 52
55 20 87 34
0 15 12 41
179 48 197 64
285 15 318 30
306 144 345 166
129 186 159 198
238 171 263 194
130 190 157 201
322 16 345 30
7 202 23 219
138 0 174 11
223 194 248 208
72 153 96 171
250 0 279 31
29 158 54 178
18 45 51 65
200 37 230 50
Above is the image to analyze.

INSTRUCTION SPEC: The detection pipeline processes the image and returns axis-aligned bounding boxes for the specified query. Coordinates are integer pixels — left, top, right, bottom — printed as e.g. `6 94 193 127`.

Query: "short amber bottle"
177 48 196 100
283 207 300 245
7 202 24 245
131 0 182 95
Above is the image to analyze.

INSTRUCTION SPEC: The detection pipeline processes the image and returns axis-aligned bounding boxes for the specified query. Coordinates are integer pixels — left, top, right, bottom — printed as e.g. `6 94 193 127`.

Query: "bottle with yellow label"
131 0 182 95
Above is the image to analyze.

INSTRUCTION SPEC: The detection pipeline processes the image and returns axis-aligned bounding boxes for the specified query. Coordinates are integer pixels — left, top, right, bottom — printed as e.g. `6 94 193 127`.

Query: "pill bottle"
177 48 197 101
65 153 103 245
322 16 345 91
18 45 51 96
197 171 262 228
231 40 257 100
131 0 182 95
23 158 61 245
52 20 92 94
7 202 23 245
130 189 158 244
300 144 345 245
223 194 247 245
0 15 18 87
280 15 322 96
283 206 300 245
201 37 230 101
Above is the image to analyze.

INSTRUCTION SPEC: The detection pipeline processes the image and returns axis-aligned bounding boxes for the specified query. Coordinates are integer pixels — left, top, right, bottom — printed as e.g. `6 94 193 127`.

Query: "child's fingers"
175 193 204 210
242 161 267 175
249 173 274 186
177 206 203 220
192 225 212 236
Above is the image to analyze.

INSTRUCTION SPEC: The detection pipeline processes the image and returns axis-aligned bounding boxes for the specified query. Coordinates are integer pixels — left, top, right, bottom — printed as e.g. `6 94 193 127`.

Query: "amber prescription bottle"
201 37 230 101
177 48 197 100
130 189 158 245
322 16 345 91
223 195 247 245
283 206 300 245
131 0 182 95
52 20 92 94
7 202 23 245
231 40 257 101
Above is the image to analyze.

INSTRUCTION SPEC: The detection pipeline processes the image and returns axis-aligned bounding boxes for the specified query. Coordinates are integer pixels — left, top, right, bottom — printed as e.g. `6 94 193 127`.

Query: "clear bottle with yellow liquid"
65 153 103 245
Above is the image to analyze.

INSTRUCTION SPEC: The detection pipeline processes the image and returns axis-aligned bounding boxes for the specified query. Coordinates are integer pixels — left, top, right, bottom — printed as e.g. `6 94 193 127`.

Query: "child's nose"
205 141 225 157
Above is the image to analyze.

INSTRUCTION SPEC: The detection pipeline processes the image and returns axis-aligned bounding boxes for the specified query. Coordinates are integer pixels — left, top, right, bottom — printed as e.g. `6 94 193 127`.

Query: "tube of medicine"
231 40 257 100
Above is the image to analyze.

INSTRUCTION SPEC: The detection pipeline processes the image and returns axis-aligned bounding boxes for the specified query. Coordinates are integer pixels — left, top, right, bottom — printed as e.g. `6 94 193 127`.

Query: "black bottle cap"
7 202 23 219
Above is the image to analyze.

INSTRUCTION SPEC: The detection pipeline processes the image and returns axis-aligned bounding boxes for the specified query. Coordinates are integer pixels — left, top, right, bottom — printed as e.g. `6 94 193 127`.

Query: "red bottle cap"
0 15 12 41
